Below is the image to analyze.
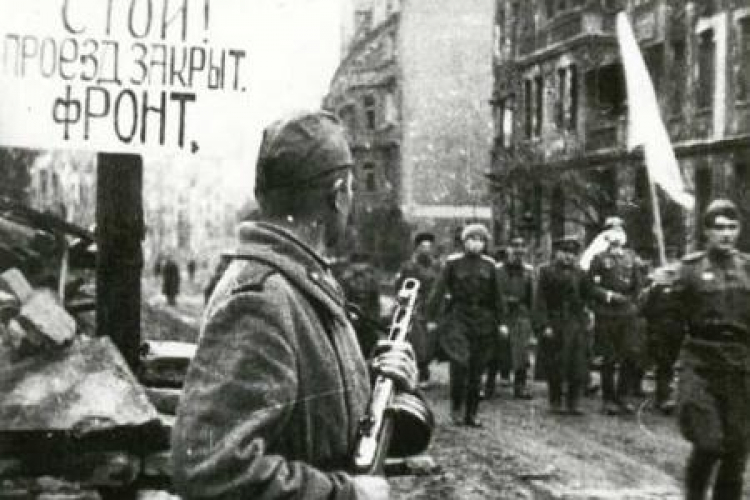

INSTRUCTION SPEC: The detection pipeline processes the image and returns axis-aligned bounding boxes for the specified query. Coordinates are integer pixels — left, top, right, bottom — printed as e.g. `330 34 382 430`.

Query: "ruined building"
490 0 750 257
325 0 495 265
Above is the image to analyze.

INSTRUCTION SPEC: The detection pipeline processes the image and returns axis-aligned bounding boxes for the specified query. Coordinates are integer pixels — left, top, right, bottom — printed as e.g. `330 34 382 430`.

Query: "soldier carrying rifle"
172 111 420 500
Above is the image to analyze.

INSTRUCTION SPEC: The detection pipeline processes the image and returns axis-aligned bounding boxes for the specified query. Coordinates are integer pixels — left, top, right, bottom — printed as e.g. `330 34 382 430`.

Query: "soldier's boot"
686 449 719 500
566 383 584 416
513 368 533 399
484 364 497 400
449 361 467 424
655 365 676 414
615 362 636 415
463 396 482 428
711 451 747 500
548 380 563 414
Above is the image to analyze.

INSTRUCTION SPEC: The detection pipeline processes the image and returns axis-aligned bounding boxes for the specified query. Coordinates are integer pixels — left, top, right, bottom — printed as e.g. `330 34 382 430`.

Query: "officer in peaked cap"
667 198 750 499
426 223 502 427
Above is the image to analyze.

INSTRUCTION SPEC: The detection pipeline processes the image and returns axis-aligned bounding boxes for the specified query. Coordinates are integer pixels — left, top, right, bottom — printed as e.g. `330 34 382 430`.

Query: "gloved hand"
371 339 418 392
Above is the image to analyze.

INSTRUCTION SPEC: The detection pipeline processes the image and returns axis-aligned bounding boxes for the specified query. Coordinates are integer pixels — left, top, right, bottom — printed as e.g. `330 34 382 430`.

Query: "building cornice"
492 133 750 173
331 13 400 86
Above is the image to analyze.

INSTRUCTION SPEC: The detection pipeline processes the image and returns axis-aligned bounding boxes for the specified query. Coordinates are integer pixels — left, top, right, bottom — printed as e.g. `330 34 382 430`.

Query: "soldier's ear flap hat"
414 231 436 247
604 216 624 230
702 199 740 227
255 110 353 195
461 223 490 242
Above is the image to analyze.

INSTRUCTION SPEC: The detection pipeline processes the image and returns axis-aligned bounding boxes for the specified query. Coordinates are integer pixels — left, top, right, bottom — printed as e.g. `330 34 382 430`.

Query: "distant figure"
187 258 197 282
161 256 180 306
153 256 162 276
339 251 382 357
489 236 535 400
395 231 440 386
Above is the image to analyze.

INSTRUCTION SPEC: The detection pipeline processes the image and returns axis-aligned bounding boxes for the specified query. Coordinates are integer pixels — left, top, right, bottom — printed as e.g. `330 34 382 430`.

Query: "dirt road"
389 362 750 499
143 282 749 499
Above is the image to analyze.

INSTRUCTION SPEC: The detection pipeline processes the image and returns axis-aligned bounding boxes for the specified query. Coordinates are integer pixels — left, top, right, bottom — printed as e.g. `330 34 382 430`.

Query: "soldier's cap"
509 235 526 246
413 231 436 247
255 110 353 194
552 236 581 253
703 199 740 227
461 223 490 242
604 216 624 229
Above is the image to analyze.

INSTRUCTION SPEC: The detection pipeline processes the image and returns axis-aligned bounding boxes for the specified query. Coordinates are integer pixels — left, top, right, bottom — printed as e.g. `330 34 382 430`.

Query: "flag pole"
646 164 667 267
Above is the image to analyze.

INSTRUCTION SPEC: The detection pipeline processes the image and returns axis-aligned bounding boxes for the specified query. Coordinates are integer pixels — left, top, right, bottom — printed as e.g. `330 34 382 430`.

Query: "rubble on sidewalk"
0 269 76 353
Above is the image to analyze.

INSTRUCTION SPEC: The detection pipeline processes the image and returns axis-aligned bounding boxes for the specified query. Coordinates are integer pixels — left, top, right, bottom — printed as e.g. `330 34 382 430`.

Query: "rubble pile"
0 266 196 499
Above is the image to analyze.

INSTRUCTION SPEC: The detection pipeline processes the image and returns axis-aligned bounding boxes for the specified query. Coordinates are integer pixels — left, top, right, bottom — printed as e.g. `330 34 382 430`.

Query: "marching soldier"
395 232 440 386
486 236 535 399
536 236 592 415
665 199 750 500
588 224 645 415
426 223 501 427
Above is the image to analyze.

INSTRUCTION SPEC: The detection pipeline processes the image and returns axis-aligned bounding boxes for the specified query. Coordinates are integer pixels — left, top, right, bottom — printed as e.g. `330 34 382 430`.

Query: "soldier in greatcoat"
426 223 501 427
664 199 750 500
588 226 645 415
535 237 592 415
486 236 535 399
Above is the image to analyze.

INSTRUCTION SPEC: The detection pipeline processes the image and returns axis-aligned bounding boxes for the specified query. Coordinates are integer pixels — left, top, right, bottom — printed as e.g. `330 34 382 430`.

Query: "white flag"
616 13 694 210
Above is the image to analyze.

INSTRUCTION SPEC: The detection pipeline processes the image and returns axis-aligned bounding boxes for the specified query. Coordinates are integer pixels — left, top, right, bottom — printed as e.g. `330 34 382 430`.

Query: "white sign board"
0 0 253 156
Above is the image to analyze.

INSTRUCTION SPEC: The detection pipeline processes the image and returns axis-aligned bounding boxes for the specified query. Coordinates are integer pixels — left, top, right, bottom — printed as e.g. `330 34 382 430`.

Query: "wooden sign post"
96 153 144 369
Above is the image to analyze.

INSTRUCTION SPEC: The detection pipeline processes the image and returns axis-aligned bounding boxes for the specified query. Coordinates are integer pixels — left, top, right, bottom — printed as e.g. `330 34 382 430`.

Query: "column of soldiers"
336 200 749 498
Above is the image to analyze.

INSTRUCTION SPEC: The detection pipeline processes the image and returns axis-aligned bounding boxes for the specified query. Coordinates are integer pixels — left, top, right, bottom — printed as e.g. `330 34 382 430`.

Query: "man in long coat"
486 236 535 399
536 237 592 415
665 199 750 500
172 111 419 500
426 223 501 427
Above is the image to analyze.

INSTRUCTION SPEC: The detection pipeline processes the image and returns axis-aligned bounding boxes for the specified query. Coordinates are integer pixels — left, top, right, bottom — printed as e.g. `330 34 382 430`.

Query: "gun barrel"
353 278 420 474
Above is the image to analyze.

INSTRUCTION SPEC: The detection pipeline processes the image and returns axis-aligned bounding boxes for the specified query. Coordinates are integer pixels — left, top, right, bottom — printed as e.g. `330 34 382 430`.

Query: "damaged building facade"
326 0 495 265
490 0 750 258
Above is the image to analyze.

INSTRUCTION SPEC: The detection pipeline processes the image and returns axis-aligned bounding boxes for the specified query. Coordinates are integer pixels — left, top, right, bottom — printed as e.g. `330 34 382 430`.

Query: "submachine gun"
353 278 434 475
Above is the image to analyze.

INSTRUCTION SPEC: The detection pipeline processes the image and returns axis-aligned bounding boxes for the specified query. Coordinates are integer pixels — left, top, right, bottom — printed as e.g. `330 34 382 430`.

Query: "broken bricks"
0 268 76 353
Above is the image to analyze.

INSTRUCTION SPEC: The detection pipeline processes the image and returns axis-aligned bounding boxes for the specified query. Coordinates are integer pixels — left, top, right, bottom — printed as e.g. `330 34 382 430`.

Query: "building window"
362 163 376 192
643 43 664 95
363 94 377 130
569 65 578 130
495 97 515 148
586 64 626 116
670 38 686 114
696 165 712 245
524 79 533 139
737 17 750 102
534 75 544 137
555 68 567 129
697 29 715 110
